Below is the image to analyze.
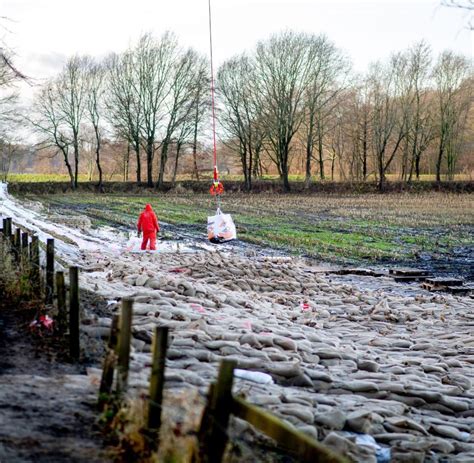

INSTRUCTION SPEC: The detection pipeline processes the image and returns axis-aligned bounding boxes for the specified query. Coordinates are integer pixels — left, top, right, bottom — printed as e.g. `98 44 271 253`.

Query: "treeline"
218 33 473 191
1 31 473 191
27 33 210 190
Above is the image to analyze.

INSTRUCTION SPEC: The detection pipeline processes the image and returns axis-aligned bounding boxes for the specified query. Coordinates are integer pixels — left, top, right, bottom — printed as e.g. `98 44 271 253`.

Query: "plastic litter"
234 369 274 384
124 235 142 252
340 432 390 463
29 314 54 333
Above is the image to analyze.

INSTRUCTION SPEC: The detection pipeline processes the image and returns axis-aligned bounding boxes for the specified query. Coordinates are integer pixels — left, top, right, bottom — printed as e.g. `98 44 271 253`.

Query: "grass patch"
17 191 474 264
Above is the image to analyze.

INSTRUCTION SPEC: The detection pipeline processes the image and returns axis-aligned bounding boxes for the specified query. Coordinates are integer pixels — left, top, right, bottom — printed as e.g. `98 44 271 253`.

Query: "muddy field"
18 190 474 281
1 185 474 462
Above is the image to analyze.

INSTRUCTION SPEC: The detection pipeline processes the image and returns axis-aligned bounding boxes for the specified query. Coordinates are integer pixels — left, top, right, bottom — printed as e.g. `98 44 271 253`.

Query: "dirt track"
0 301 107 463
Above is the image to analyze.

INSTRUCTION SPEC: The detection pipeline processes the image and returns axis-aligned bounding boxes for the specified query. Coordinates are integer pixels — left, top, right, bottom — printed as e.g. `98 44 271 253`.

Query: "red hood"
145 204 153 212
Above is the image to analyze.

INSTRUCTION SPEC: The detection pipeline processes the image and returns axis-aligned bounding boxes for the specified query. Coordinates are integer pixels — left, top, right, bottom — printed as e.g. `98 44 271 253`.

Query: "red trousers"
141 231 157 250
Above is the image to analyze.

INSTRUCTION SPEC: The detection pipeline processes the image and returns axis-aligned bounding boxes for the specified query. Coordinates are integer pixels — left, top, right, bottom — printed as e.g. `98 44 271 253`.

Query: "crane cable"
208 0 224 203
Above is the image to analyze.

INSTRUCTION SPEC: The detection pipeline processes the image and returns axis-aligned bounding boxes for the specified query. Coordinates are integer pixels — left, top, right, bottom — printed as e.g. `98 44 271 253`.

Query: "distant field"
7 174 90 183
18 191 474 265
7 172 473 183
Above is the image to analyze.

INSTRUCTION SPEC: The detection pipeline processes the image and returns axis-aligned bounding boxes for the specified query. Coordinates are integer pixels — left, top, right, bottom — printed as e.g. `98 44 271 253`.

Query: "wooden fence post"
147 326 169 436
55 271 67 334
6 218 13 248
69 266 80 360
199 360 236 463
2 218 7 237
45 238 55 304
21 232 29 264
30 235 40 292
5 218 12 241
98 314 119 410
14 227 21 262
116 298 133 395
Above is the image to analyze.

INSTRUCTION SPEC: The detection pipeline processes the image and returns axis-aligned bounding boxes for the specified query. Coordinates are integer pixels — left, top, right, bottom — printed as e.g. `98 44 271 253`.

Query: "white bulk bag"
207 208 236 243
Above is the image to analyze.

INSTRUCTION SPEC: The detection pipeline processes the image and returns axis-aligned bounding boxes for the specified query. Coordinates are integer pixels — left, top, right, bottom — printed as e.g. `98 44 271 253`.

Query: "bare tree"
326 102 350 181
190 60 210 181
0 25 26 179
0 34 27 90
171 124 191 185
171 55 209 185
301 34 349 186
135 32 177 187
55 56 89 188
29 84 74 187
218 53 265 190
369 54 410 190
85 59 106 189
106 51 143 184
156 48 204 188
404 42 435 181
0 135 21 182
349 78 373 181
0 82 20 177
254 31 313 191
433 50 472 181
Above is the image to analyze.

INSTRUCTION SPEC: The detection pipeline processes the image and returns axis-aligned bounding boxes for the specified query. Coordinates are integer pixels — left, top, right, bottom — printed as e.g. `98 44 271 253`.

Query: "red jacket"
137 204 160 233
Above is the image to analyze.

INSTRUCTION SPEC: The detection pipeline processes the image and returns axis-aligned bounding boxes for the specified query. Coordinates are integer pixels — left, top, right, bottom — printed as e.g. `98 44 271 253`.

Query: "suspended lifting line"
208 0 223 207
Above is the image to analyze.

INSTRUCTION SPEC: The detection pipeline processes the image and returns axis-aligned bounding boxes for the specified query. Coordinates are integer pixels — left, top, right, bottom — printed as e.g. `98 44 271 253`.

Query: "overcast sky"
2 0 473 87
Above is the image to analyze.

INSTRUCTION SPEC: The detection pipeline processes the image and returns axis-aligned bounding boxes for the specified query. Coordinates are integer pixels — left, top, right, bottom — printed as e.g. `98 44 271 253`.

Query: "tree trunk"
73 139 79 190
400 140 409 182
436 146 443 183
281 143 291 192
62 149 74 189
192 145 199 180
134 140 141 185
172 141 182 186
146 138 154 187
415 153 421 180
157 139 169 189
317 127 324 180
305 140 312 188
95 133 103 190
192 101 200 181
377 155 385 191
304 118 314 188
282 167 290 191
252 147 261 179
124 142 130 182
247 145 253 192
362 121 368 181
245 168 252 191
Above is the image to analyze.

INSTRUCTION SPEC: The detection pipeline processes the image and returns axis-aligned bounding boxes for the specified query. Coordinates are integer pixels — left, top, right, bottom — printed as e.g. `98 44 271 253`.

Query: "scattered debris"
422 277 473 295
29 314 54 334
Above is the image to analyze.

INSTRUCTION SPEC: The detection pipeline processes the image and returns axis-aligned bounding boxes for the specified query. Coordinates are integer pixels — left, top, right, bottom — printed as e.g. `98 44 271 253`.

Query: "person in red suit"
137 204 160 250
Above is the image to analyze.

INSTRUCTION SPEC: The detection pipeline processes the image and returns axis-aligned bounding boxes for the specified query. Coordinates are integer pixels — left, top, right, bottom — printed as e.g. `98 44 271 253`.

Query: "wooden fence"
1 216 348 462
100 299 349 463
1 217 80 359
